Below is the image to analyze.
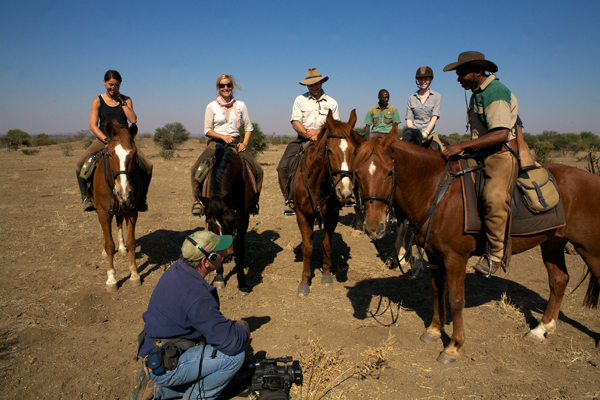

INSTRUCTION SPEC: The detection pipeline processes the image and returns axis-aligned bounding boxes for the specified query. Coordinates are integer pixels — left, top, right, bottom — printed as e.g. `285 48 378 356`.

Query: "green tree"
239 122 268 158
534 141 554 164
440 132 471 145
4 129 31 149
553 133 584 156
154 122 190 150
580 131 600 150
32 133 54 146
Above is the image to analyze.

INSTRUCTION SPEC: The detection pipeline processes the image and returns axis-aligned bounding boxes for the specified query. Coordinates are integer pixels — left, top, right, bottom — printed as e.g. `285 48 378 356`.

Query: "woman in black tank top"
76 70 152 213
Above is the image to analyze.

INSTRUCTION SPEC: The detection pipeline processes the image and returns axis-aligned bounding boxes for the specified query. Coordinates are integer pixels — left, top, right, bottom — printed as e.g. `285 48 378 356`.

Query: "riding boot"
76 171 95 212
248 193 260 215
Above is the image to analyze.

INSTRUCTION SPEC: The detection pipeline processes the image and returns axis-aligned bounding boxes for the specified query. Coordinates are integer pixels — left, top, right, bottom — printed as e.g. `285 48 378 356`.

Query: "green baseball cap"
181 231 233 261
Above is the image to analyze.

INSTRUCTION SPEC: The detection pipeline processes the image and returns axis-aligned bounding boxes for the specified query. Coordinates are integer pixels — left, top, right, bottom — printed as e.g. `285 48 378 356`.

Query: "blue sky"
1 0 599 138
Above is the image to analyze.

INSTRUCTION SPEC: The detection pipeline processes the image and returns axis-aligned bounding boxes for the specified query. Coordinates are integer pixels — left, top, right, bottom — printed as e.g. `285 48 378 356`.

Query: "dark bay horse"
92 122 144 292
199 144 251 296
294 110 364 296
354 127 600 363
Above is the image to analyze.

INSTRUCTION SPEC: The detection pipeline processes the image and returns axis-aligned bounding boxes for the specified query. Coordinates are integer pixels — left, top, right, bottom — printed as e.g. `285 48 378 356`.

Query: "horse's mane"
355 135 387 166
402 128 424 146
111 122 134 150
210 145 241 198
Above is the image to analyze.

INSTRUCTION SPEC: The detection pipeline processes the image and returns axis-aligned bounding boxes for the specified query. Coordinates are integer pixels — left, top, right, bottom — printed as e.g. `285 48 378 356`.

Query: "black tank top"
98 94 128 133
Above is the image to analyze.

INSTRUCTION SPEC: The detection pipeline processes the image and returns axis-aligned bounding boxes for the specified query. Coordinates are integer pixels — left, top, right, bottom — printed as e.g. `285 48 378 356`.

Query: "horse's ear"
383 123 397 150
105 121 116 138
326 109 335 129
129 123 138 139
348 109 357 129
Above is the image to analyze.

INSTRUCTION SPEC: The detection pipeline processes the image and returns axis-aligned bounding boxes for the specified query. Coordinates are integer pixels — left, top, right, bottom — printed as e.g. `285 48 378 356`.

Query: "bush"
268 134 295 145
22 149 39 155
159 149 175 160
60 143 73 156
239 122 268 158
534 141 554 164
32 133 54 146
154 122 190 150
3 129 31 149
440 132 471 145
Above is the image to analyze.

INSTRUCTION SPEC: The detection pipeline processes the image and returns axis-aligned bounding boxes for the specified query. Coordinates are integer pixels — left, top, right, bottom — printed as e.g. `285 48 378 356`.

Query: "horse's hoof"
118 248 128 255
321 275 334 285
437 352 458 364
238 287 249 297
297 283 310 297
106 283 118 293
130 278 141 287
420 332 441 343
524 331 545 344
214 281 225 290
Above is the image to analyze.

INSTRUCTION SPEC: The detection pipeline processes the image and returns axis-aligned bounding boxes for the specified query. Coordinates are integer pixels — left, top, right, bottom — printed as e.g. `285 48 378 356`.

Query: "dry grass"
291 333 395 400
493 292 524 321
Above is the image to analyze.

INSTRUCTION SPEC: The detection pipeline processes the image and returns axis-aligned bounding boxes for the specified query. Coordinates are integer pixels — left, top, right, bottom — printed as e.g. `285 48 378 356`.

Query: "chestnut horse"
92 122 145 292
354 127 600 363
294 110 364 296
199 144 251 296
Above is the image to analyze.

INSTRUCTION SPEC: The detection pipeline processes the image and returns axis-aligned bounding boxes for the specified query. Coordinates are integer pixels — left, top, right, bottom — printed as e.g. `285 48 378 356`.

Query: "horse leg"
236 214 249 296
421 266 446 343
437 259 467 364
297 211 315 297
116 214 127 255
321 214 339 286
352 186 363 233
98 212 117 292
126 212 140 287
525 240 570 343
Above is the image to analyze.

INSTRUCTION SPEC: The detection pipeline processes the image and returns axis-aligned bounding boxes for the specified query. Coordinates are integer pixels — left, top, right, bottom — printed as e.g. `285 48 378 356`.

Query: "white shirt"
204 100 253 136
290 92 339 129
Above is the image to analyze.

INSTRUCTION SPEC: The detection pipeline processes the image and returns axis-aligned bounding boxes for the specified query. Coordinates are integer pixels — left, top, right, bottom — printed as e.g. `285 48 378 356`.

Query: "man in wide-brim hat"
276 68 339 215
441 51 519 276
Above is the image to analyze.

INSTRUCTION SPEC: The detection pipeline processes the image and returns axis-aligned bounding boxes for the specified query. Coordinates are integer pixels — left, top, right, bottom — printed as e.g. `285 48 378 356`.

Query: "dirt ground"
0 139 599 400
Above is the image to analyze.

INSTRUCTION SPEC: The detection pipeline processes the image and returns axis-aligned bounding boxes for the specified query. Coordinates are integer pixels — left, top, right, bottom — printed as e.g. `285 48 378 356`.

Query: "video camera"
250 356 303 400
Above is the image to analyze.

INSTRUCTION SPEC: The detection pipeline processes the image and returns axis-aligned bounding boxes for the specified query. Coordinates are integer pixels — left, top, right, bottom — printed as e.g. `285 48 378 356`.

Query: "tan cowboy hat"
299 68 329 86
443 51 498 73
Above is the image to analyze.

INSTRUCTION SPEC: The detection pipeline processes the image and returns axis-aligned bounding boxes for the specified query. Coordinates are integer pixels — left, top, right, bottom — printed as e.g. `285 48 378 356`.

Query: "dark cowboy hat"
443 51 498 73
299 68 329 86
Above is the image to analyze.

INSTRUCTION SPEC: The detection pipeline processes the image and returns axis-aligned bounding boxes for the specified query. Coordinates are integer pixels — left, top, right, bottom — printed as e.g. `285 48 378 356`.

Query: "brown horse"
199 144 250 296
294 110 364 296
92 122 144 292
354 127 600 363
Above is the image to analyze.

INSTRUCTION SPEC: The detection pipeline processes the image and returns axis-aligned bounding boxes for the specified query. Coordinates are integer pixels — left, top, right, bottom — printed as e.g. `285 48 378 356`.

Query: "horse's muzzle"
364 221 386 240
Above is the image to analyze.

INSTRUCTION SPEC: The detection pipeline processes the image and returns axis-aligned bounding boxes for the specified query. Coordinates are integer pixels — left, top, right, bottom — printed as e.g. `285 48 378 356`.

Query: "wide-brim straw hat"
443 51 498 73
299 68 329 86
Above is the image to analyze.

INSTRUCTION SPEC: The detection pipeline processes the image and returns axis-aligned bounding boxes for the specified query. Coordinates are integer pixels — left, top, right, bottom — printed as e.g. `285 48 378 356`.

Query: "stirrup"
191 200 204 216
249 203 259 215
283 200 295 216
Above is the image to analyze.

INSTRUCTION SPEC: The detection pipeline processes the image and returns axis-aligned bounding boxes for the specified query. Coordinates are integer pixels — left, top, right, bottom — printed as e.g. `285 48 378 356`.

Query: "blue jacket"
139 259 247 357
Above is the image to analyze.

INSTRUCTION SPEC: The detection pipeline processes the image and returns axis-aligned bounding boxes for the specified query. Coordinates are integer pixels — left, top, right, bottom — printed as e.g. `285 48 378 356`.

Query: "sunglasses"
219 83 233 88
185 235 220 262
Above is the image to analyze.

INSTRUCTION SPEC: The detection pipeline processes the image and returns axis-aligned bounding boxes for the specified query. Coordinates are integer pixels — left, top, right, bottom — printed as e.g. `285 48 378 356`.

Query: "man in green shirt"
364 89 401 139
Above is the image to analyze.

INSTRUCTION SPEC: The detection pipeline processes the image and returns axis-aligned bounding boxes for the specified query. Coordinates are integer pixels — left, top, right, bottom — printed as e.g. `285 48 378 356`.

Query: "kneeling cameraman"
132 231 250 400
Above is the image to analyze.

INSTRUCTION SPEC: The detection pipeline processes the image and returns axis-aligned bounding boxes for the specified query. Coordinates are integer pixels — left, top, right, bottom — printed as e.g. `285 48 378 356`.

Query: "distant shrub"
32 133 54 146
140 132 152 139
60 143 73 156
159 149 175 160
534 141 554 164
354 127 366 137
22 149 39 155
154 122 190 150
440 132 471 145
198 136 208 145
4 129 31 149
268 134 295 145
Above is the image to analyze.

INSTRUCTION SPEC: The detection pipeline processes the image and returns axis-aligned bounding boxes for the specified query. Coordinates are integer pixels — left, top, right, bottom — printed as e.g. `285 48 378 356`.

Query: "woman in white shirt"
405 66 441 139
191 74 263 215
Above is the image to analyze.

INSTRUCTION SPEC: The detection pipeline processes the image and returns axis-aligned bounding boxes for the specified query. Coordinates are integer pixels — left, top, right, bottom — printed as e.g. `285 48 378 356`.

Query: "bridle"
102 137 137 214
358 150 397 227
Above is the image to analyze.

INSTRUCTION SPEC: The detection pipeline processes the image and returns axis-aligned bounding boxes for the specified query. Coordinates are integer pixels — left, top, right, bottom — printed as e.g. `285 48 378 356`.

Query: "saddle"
199 154 258 198
459 158 566 235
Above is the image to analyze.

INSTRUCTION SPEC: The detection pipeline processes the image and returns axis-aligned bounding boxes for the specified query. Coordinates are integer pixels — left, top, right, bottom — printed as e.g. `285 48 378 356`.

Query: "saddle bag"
146 337 204 376
516 165 560 214
79 154 99 180
194 157 214 184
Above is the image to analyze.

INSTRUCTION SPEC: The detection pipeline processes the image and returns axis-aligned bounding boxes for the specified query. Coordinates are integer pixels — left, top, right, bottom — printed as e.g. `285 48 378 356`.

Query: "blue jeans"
149 344 245 400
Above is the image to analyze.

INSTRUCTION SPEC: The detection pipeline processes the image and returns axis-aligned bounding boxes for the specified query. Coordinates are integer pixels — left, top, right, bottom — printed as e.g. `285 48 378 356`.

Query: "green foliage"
440 132 471 145
239 122 268 158
139 132 152 139
60 143 73 156
354 127 365 137
154 122 190 150
268 134 295 145
4 129 31 149
22 149 39 155
522 132 536 149
159 149 175 160
32 133 54 146
534 141 554 164
580 131 600 150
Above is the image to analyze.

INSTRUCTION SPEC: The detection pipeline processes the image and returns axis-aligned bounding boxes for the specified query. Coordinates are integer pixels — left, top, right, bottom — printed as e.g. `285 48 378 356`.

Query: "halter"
102 137 137 214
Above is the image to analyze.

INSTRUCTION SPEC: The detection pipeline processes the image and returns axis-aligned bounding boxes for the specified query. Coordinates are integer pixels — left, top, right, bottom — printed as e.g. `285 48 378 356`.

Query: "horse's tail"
583 271 600 309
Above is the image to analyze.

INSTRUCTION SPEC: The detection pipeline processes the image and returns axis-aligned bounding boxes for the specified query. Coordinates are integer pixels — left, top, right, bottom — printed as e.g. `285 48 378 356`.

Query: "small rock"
95 316 108 324
57 316 67 324
91 264 99 269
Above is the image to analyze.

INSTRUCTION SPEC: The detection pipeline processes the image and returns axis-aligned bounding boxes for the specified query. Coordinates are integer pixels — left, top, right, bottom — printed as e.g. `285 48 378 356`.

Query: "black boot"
77 171 95 212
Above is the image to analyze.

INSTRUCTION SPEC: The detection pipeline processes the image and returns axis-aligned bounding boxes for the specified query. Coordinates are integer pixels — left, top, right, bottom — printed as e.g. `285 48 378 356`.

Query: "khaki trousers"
482 151 518 262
